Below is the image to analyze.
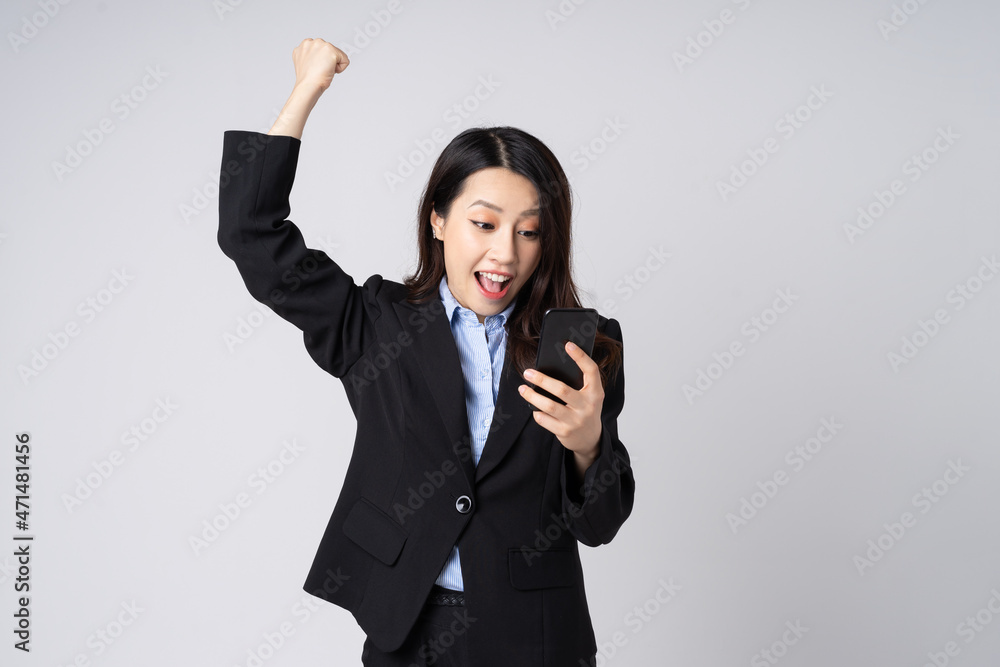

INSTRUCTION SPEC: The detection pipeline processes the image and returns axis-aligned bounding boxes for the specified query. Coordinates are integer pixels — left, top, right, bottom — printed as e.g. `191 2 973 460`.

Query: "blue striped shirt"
433 273 517 591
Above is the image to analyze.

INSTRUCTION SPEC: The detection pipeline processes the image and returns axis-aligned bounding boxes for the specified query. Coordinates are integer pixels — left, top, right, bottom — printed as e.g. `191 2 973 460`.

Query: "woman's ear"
430 208 444 238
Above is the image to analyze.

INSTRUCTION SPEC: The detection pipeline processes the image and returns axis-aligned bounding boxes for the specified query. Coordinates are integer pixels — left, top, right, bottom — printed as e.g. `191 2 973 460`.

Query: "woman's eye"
471 220 539 238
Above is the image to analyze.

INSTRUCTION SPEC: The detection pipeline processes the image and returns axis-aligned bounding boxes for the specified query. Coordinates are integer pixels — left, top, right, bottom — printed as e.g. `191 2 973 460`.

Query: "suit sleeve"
217 129 381 378
559 317 635 547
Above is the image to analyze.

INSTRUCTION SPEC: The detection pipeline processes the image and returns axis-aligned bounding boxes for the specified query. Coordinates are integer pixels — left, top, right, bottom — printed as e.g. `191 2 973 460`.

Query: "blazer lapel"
393 294 531 490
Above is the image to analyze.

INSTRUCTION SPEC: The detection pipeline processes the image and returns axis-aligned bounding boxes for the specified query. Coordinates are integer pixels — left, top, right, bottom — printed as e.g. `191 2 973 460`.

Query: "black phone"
526 308 599 410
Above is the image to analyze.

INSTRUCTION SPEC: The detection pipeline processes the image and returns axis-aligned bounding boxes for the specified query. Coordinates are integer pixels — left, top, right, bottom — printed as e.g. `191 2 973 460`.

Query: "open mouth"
475 271 512 298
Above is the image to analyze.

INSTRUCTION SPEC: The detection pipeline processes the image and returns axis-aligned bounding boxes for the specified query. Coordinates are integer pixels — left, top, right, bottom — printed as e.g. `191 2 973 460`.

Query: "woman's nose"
489 232 517 262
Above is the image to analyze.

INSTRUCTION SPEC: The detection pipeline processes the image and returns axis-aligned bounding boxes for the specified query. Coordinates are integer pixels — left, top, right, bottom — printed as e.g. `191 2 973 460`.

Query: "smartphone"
526 308 599 410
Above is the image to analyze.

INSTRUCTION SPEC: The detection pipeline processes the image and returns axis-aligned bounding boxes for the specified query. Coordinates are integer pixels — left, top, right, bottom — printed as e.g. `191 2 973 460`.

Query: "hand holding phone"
525 308 599 411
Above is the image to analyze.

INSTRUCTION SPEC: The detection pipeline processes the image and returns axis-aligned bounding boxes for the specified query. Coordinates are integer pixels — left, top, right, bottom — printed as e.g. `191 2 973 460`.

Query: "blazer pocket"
342 497 408 566
508 547 576 590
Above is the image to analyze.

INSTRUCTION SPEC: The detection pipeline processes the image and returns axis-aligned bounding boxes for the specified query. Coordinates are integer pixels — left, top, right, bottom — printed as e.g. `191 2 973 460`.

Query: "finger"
526 363 590 409
528 404 563 437
519 383 570 417
523 368 564 402
564 341 597 369
564 342 600 389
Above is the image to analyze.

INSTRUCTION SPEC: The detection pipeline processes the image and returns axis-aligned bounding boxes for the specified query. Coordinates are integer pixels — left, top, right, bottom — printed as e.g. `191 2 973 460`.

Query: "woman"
218 38 634 667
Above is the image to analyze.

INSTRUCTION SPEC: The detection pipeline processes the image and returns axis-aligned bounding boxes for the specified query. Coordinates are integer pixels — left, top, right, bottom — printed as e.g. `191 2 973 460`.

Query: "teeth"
478 272 510 283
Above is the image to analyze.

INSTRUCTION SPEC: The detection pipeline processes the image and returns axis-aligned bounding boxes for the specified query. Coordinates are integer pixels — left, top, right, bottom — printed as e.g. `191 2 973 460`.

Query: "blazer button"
455 495 473 514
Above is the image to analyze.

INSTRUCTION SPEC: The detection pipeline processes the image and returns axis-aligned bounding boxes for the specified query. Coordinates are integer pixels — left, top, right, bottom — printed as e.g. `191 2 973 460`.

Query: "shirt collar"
438 274 517 329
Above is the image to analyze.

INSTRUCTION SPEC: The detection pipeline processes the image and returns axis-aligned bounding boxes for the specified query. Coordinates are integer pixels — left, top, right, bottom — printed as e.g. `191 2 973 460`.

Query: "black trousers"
361 586 472 666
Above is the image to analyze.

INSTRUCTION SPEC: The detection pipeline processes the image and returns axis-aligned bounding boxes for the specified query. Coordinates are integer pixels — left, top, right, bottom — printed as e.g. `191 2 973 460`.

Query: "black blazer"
217 129 635 665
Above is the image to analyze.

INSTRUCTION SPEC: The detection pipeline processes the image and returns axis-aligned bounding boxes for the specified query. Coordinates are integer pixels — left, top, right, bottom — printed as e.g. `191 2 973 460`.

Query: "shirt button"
482 418 490 427
455 495 473 514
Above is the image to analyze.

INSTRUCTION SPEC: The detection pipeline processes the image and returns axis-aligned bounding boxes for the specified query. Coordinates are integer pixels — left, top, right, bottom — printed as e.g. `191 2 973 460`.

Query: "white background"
1 0 998 665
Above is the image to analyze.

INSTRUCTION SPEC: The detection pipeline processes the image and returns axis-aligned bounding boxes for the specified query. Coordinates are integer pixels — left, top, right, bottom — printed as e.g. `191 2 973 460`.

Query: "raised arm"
268 38 349 139
559 317 634 547
217 39 381 379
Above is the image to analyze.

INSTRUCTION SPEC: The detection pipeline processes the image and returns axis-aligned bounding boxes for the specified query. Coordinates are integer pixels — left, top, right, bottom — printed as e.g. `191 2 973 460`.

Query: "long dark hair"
402 126 623 391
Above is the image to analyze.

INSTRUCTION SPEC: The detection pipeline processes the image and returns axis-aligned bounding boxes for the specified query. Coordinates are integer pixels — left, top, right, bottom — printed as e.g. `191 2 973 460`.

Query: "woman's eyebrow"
467 199 540 217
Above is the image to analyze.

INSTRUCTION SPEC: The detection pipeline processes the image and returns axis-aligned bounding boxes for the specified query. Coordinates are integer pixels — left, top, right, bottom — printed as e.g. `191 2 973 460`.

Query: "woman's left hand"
518 341 604 464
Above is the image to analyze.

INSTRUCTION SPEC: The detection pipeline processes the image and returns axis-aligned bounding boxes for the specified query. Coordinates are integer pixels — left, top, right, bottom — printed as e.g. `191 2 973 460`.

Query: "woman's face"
431 167 543 325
